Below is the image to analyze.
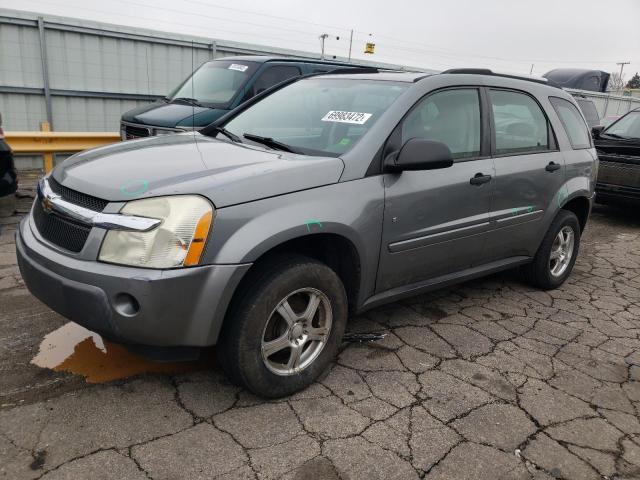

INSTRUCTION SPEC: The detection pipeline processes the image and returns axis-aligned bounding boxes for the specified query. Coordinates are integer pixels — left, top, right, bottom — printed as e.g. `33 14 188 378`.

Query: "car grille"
48 176 109 212
122 123 151 140
33 180 109 253
32 200 92 253
597 160 640 187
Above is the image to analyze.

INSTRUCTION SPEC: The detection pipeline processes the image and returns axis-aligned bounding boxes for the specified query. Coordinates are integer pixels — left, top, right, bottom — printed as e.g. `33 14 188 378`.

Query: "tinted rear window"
549 97 591 149
576 99 599 126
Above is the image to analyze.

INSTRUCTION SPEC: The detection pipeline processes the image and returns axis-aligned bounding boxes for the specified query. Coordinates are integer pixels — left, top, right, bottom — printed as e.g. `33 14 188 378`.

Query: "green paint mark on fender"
305 220 323 232
557 186 569 207
120 179 149 196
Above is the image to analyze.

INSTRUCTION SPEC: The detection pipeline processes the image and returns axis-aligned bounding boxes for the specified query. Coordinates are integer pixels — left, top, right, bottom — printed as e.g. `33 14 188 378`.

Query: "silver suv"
17 68 597 397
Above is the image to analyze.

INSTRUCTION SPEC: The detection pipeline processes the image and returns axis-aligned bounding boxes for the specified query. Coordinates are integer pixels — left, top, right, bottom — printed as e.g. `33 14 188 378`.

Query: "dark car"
543 68 610 93
120 56 361 140
0 113 18 198
592 108 640 205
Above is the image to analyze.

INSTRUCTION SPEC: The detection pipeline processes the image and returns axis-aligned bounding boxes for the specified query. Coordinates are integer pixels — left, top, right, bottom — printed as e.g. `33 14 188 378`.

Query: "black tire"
522 210 581 290
216 254 348 398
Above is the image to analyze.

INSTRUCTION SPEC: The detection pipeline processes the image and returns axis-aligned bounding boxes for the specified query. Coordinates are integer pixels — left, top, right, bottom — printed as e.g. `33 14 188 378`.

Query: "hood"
595 136 640 161
52 134 345 208
122 102 228 128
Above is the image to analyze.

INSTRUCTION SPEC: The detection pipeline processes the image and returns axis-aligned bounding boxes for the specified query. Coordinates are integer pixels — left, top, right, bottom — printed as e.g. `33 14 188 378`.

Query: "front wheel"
217 255 348 398
522 210 581 290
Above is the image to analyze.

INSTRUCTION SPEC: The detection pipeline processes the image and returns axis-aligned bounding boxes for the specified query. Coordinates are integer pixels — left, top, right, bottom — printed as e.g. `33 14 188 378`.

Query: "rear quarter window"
549 97 592 149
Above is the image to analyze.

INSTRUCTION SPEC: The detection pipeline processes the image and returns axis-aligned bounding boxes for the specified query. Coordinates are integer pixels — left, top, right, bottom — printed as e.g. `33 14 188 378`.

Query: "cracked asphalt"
2 200 640 479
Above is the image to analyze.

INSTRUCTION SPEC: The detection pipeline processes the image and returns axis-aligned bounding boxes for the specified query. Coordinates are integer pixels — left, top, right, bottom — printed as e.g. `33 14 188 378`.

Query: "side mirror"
592 125 604 138
387 138 454 172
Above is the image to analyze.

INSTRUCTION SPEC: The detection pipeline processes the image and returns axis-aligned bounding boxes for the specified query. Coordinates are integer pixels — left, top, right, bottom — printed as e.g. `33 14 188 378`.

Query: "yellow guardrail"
5 122 120 173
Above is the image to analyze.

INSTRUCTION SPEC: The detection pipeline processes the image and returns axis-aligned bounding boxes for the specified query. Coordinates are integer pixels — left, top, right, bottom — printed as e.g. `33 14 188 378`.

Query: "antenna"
191 40 195 131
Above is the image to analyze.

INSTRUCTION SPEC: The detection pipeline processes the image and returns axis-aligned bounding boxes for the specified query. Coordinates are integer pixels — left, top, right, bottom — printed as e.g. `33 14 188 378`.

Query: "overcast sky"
5 0 640 79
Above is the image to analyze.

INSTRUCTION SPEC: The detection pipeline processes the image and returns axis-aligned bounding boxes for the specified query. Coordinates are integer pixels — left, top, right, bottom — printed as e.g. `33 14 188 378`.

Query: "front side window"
401 88 481 159
169 60 259 107
490 89 549 155
549 97 591 149
251 65 301 96
603 110 640 140
221 78 408 157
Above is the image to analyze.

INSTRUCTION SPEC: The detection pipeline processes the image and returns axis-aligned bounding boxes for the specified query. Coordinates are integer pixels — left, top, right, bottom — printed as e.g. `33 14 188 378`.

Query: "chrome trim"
37 178 161 232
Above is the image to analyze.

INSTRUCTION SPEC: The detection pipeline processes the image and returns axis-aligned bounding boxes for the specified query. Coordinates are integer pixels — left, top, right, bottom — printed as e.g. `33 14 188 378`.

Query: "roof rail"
441 68 561 88
325 67 379 74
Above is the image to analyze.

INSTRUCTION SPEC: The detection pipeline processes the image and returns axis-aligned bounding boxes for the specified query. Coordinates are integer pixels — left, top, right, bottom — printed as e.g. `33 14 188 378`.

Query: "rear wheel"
217 255 347 398
523 210 580 290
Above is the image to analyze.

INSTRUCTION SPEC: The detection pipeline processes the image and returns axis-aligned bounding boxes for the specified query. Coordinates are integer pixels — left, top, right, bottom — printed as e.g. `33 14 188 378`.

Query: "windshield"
604 111 640 139
220 78 408 156
169 60 259 107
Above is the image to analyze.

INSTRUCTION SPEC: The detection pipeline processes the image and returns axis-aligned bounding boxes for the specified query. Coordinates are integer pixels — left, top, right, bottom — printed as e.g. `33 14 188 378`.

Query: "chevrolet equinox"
17 68 597 397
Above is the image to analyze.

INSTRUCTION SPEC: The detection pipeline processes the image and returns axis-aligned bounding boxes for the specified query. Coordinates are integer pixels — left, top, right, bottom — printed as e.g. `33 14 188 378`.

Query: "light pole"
616 61 630 91
319 33 329 60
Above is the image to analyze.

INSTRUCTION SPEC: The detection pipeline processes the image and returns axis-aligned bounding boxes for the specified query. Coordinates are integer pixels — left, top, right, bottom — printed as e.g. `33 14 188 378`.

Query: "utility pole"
616 61 630 90
348 30 353 61
319 33 329 60
529 64 534 75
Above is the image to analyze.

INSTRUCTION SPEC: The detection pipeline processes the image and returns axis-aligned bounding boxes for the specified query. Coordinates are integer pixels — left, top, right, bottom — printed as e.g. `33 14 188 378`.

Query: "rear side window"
401 88 481 159
576 99 600 127
252 65 301 95
549 97 591 149
489 89 549 155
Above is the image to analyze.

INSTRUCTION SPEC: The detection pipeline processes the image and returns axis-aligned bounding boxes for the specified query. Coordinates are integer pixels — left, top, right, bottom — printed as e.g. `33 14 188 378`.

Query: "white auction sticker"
228 64 248 72
321 111 372 125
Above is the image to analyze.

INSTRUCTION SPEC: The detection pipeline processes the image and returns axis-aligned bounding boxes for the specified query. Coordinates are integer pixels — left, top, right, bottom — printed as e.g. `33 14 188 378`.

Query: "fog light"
114 293 140 317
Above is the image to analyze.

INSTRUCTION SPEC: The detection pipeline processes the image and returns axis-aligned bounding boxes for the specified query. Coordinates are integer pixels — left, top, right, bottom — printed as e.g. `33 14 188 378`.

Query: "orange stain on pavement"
31 322 209 383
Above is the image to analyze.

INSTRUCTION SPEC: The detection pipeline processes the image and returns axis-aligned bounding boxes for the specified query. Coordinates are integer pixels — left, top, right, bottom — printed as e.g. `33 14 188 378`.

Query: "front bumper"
17 216 251 347
596 182 640 204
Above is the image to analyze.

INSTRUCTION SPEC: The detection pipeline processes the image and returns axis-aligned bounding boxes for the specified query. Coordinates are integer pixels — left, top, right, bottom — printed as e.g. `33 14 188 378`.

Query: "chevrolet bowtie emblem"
37 180 61 214
41 196 54 213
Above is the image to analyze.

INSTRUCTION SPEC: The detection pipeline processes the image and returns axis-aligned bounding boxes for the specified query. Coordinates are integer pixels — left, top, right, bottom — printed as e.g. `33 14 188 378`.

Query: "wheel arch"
213 231 364 346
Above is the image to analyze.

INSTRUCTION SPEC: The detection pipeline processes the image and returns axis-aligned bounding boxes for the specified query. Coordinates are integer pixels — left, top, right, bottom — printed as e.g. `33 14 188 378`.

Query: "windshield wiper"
243 133 299 153
209 125 242 143
171 97 203 107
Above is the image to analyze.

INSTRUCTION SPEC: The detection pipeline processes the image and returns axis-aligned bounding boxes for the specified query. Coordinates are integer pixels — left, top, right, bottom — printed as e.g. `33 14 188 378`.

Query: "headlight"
98 195 213 268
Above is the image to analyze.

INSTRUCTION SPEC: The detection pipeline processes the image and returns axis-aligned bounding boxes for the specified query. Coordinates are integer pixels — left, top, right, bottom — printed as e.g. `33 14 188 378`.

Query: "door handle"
470 173 492 185
545 161 561 172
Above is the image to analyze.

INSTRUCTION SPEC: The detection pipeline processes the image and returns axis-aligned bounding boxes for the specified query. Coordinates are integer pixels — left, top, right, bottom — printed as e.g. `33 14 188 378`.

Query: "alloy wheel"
261 288 332 376
549 226 575 278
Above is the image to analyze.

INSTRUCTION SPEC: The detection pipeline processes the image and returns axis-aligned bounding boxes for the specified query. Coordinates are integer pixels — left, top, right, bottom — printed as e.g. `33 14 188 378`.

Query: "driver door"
376 87 495 292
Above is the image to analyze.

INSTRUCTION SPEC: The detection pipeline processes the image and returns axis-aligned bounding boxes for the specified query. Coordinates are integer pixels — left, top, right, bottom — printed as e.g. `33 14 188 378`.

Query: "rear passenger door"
482 88 565 262
377 87 495 292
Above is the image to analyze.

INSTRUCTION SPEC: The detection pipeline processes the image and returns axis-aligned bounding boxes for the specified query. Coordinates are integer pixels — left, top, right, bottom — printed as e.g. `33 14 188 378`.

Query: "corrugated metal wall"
567 89 640 120
0 8 425 135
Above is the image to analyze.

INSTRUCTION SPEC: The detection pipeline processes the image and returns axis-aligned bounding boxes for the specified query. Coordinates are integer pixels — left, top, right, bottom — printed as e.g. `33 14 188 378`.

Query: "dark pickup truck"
0 113 18 199
592 108 640 205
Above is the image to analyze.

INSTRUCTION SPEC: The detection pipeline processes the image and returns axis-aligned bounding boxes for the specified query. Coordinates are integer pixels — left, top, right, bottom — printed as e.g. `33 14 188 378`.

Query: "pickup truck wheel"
523 210 580 290
217 255 347 398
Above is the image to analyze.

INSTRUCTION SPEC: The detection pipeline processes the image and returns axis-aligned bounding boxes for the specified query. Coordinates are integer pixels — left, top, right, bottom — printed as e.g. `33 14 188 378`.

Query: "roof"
209 55 364 67
316 71 431 82
317 68 563 87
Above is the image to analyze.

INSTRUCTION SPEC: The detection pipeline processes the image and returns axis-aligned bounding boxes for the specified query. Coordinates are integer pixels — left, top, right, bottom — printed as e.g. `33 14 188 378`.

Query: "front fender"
203 177 385 304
